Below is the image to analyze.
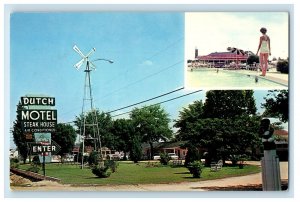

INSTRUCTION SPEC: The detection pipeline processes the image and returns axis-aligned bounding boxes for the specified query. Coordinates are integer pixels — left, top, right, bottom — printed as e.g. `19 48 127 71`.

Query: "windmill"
73 45 113 169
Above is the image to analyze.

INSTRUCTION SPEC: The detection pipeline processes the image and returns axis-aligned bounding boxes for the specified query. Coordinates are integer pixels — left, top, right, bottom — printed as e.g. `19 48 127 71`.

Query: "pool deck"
231 68 289 86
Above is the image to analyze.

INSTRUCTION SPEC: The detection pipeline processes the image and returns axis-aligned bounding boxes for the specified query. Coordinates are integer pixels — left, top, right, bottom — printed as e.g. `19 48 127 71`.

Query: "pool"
185 68 288 90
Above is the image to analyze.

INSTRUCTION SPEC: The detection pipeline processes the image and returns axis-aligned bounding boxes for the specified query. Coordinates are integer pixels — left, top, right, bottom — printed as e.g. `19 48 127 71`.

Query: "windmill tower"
73 45 113 168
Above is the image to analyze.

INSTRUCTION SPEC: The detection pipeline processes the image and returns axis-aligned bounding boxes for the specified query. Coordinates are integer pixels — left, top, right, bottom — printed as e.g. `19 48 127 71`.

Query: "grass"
18 161 260 185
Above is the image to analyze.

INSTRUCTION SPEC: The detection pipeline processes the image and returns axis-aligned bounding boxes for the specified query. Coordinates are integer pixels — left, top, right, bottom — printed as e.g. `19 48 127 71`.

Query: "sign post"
19 95 58 178
43 152 46 176
30 140 61 177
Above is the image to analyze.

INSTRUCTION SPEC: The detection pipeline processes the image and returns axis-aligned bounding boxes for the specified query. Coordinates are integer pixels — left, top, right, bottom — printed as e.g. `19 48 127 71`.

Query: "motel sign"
19 96 57 133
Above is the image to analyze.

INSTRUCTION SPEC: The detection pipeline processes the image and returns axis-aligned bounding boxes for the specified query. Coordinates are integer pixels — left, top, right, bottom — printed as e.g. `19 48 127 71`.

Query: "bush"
32 155 41 165
229 154 239 166
184 146 201 167
159 153 170 165
105 160 119 173
91 166 111 178
27 166 40 173
10 158 20 169
88 151 99 166
276 60 289 73
27 155 41 173
238 155 249 169
187 161 204 178
129 136 142 163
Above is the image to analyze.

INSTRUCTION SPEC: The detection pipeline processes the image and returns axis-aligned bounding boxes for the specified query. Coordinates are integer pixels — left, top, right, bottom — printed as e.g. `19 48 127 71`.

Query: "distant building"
142 141 188 160
9 149 19 159
188 48 254 69
274 129 288 161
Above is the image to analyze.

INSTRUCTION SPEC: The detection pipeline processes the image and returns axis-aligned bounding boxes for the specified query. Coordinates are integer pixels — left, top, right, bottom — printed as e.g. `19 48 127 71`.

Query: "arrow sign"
31 140 61 155
51 140 61 155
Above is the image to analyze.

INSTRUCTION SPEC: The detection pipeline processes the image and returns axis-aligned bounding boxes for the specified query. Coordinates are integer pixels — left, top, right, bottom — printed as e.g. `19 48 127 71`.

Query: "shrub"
145 161 159 168
32 155 41 165
159 153 170 165
187 161 204 178
276 60 289 73
91 165 111 178
129 136 142 163
88 151 99 166
27 166 40 173
26 155 41 173
10 158 20 169
229 154 239 166
238 155 249 169
105 160 119 173
184 146 201 167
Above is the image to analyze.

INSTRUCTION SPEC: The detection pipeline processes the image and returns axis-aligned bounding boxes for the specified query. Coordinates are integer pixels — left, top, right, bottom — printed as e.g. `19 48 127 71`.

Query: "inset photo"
185 12 289 90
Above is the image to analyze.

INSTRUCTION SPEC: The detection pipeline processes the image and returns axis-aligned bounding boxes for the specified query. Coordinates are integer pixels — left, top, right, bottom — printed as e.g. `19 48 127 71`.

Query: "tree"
262 90 288 122
174 90 261 165
276 60 289 74
130 105 172 160
129 134 143 163
12 102 29 163
247 55 259 65
203 90 256 118
111 118 133 160
174 100 204 140
51 123 76 157
74 109 113 150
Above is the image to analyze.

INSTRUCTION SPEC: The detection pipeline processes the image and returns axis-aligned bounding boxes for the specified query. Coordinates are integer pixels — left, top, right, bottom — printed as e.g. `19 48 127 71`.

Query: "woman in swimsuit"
256 27 271 76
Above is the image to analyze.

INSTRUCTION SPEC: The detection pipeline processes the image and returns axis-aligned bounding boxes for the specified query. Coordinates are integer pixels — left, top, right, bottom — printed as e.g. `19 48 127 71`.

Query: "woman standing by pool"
256 27 271 76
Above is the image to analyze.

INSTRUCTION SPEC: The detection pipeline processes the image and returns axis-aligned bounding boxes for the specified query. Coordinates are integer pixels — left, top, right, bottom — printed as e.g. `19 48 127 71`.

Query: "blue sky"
9 12 285 148
10 13 184 123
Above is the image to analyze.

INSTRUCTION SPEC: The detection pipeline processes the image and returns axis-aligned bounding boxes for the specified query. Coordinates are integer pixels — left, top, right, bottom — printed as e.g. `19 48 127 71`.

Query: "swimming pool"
185 69 288 90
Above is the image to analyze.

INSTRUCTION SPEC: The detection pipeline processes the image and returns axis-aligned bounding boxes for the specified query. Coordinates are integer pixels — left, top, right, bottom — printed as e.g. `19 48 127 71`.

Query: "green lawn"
18 161 260 185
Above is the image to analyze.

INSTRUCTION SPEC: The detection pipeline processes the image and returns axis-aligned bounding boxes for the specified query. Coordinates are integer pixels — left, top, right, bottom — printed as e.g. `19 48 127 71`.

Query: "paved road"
11 162 288 192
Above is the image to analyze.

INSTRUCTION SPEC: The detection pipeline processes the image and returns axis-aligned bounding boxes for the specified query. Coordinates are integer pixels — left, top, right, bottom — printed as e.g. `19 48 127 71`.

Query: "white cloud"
140 60 153 66
185 12 289 60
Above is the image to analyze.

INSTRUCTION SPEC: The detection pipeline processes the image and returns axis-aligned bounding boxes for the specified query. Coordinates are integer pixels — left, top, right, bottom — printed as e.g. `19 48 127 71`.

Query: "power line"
60 60 183 118
144 37 184 61
98 37 184 90
106 86 184 114
99 60 183 101
111 89 203 118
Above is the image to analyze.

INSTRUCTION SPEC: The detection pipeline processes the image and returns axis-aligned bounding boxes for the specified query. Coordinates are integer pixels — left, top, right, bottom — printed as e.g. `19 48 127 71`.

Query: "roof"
197 51 249 61
142 141 188 149
274 129 288 136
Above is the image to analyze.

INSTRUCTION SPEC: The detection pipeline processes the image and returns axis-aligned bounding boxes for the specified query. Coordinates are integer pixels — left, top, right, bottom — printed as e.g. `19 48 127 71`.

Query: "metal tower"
73 45 113 168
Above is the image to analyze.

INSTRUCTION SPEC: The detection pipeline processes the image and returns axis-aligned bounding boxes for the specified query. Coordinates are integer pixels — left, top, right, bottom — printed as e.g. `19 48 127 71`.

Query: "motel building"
187 48 254 70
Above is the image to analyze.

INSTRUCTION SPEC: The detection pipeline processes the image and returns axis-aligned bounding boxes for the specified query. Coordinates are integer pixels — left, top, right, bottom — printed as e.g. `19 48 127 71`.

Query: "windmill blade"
74 58 85 70
86 48 96 58
73 45 85 58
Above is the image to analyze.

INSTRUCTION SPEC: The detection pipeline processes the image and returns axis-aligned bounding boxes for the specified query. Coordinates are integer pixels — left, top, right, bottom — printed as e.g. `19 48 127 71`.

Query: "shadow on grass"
174 172 190 175
84 176 103 179
182 176 198 179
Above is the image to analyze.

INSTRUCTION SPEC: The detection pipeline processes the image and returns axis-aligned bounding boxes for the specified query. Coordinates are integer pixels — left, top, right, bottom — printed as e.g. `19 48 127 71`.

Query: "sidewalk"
235 69 288 86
